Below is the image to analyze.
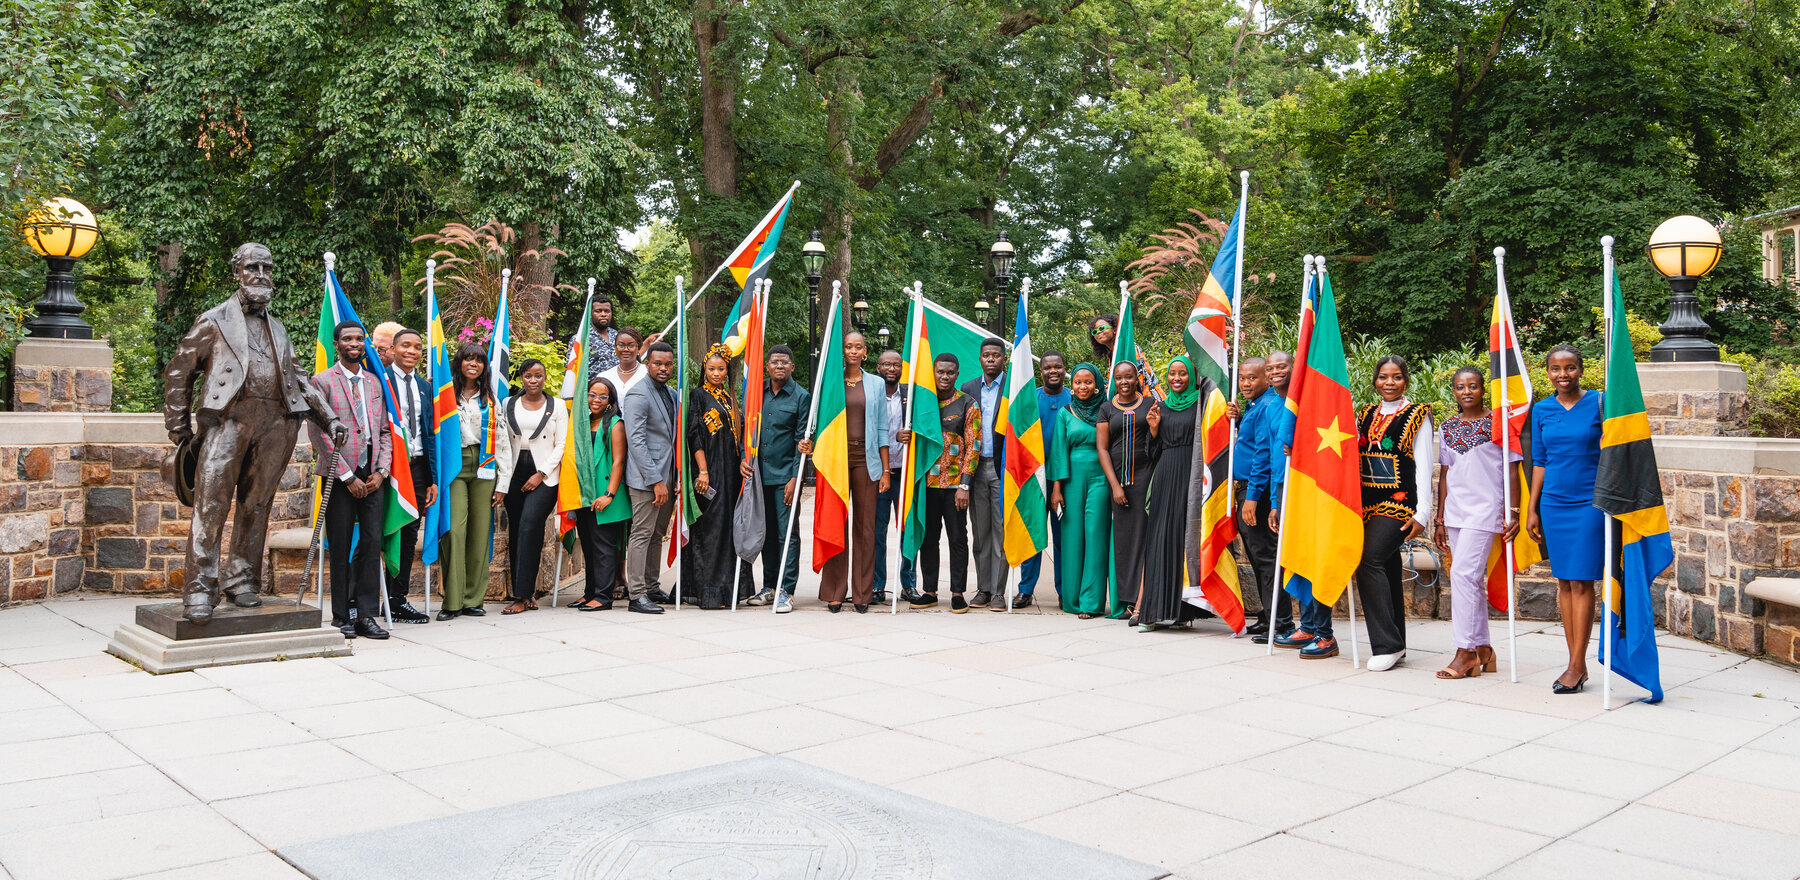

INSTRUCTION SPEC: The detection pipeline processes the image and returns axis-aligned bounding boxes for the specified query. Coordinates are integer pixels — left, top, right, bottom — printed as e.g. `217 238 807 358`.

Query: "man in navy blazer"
382 328 436 623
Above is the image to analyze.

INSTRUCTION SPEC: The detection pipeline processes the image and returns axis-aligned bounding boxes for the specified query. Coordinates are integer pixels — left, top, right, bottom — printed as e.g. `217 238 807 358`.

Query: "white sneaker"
743 589 773 607
1367 651 1406 672
774 594 794 614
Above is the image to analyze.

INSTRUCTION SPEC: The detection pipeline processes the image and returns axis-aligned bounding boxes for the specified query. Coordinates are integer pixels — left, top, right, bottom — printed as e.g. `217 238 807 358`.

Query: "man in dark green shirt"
742 344 810 611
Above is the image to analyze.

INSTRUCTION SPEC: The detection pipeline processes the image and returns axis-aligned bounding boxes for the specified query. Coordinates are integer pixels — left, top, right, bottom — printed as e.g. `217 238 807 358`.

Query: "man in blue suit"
381 328 435 624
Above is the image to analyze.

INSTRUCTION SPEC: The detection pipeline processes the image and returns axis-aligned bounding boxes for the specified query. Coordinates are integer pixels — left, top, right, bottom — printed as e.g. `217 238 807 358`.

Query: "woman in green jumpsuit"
1048 363 1112 618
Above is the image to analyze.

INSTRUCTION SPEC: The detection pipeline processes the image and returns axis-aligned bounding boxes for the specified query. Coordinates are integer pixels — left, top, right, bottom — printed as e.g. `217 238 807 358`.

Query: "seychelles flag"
1001 283 1048 567
809 293 851 570
1277 262 1362 607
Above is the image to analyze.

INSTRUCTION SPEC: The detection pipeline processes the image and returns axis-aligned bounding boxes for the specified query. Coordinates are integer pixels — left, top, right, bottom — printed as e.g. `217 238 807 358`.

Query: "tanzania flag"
1485 275 1543 610
557 297 599 549
900 291 944 562
810 293 852 570
722 184 798 356
1279 268 1318 603
1186 375 1243 631
421 267 460 560
1002 285 1048 566
1277 263 1362 607
1184 203 1242 391
734 282 769 563
1595 274 1669 702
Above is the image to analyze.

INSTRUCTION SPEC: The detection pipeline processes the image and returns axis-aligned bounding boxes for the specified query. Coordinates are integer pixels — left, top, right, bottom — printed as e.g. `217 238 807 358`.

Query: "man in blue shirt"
1013 350 1069 607
960 338 1009 607
1232 357 1289 639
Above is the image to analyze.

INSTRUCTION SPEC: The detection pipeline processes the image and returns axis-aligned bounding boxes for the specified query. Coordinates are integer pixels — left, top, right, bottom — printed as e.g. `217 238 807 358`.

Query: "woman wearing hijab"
571 377 630 611
1048 363 1112 618
1136 356 1206 630
1096 359 1154 621
682 344 747 609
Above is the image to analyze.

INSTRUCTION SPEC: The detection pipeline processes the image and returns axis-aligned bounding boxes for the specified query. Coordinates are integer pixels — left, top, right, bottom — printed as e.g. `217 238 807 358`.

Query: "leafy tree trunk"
690 0 737 352
822 68 857 310
153 242 183 308
516 220 557 340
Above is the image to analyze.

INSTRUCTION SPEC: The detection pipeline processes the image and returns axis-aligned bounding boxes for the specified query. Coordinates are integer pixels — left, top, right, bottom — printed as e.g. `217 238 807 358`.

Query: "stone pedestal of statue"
106 598 348 674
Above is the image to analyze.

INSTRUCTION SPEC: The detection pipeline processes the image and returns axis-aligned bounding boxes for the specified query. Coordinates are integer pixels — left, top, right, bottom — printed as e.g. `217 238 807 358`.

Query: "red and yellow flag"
810 295 851 570
1276 264 1363 606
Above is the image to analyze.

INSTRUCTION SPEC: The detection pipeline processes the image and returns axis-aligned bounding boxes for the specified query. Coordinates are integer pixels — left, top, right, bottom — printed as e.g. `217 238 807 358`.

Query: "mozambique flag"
1186 375 1244 631
1277 263 1362 607
1485 276 1543 610
899 291 944 562
810 294 852 570
1595 273 1669 702
1184 204 1242 391
317 267 418 576
556 296 599 549
421 267 461 560
1279 268 1318 603
1001 285 1048 566
721 183 798 356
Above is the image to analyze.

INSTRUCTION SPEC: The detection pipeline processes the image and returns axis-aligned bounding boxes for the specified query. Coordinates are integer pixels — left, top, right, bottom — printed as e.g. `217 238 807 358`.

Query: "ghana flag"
809 293 851 570
899 288 944 563
1595 272 1669 703
1186 375 1244 631
1277 260 1362 607
1001 283 1048 567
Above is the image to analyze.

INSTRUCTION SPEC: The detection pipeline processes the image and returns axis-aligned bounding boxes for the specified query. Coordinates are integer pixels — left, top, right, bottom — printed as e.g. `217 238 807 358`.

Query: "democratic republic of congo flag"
1277 262 1362 607
1485 272 1543 610
810 293 852 570
421 270 461 560
557 295 599 549
1184 202 1242 391
1595 273 1670 703
899 290 944 563
721 183 799 357
1186 375 1243 631
1001 284 1048 566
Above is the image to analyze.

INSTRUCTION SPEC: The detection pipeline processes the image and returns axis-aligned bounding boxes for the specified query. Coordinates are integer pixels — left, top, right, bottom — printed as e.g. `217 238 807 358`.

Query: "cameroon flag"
1276 263 1362 607
810 294 852 571
899 292 944 563
1595 273 1669 702
1001 287 1048 566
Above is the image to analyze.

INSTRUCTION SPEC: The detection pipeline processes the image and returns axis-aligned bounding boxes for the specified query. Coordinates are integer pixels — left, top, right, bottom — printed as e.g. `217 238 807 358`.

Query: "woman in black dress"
682 344 745 609
1136 356 1206 631
1096 359 1154 621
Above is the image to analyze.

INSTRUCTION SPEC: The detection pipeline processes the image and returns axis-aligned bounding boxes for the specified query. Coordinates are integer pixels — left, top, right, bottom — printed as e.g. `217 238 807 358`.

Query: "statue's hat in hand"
162 435 199 508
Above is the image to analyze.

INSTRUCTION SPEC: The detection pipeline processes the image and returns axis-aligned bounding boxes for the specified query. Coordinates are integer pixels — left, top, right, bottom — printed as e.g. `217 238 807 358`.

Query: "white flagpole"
550 540 565 608
1267 255 1312 653
1601 235 1616 710
775 284 842 614
660 180 804 338
422 258 438 618
671 275 685 612
893 282 924 614
314 251 337 628
1223 173 1250 561
1496 246 1519 683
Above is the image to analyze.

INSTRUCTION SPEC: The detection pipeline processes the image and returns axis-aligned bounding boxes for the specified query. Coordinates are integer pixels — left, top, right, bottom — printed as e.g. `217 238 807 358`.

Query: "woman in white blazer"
496 358 567 614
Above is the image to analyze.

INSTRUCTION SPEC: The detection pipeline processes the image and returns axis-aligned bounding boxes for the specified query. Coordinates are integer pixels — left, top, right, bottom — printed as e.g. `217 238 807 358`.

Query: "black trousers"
574 508 623 603
762 481 802 596
384 455 431 605
326 467 383 623
1355 515 1410 656
504 451 558 601
919 487 969 595
1239 500 1291 630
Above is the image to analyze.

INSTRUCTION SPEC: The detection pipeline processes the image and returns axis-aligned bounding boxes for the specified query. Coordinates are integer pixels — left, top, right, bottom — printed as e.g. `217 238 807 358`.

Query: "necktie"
350 374 370 469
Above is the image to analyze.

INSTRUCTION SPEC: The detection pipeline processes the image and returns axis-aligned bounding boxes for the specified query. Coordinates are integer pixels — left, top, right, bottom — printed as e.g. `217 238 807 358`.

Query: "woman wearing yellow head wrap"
682 343 749 608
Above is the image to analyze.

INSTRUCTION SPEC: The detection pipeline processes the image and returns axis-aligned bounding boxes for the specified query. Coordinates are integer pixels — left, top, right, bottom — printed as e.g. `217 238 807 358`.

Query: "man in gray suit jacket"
619 342 680 614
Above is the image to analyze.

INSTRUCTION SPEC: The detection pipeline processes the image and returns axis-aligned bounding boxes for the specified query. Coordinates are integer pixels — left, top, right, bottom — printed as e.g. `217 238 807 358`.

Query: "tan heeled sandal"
1437 648 1483 680
1475 645 1497 673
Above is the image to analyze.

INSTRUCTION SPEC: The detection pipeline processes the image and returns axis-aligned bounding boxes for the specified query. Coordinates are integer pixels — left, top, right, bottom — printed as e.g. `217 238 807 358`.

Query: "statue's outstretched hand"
329 420 350 446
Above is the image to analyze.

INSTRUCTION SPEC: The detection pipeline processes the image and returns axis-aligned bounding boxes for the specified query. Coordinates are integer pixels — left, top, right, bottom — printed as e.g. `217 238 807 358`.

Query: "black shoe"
872 590 889 606
435 609 460 621
951 594 969 614
339 622 356 638
354 619 391 640
1552 674 1588 694
900 588 925 604
647 589 673 604
1252 627 1292 646
854 604 869 614
827 603 842 614
461 606 486 617
628 596 665 614
1011 593 1033 608
1245 621 1270 637
908 593 939 609
391 601 430 624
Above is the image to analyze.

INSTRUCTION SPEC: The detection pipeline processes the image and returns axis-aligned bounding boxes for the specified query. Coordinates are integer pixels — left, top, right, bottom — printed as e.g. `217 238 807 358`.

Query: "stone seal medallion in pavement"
281 756 1167 880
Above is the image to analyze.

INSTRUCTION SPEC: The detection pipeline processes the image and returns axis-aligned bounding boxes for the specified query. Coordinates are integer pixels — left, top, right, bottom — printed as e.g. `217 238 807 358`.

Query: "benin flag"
1277 264 1362 607
1001 287 1047 566
810 294 851 570
1595 273 1670 702
722 184 798 356
899 292 943 562
1187 376 1243 631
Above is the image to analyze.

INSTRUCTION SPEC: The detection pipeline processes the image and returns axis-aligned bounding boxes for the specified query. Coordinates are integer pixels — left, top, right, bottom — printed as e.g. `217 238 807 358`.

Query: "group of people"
314 297 1610 694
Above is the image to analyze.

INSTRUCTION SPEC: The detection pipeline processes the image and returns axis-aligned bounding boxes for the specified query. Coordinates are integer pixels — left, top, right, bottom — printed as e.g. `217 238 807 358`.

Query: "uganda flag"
1595 273 1669 703
1001 285 1049 566
1186 375 1244 631
1485 269 1544 610
810 293 852 571
899 290 944 563
1277 262 1363 607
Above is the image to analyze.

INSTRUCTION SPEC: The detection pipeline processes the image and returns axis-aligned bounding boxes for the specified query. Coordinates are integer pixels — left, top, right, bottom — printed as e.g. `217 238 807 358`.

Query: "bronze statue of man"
165 243 346 624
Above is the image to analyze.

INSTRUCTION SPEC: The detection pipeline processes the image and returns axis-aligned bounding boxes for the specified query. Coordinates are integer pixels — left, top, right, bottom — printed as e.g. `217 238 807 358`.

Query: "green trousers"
439 446 496 610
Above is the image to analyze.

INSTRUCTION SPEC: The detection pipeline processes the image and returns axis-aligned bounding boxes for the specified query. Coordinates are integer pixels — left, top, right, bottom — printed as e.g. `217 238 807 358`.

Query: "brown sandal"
1437 648 1482 680
525 598 538 610
1475 645 1497 673
502 600 529 615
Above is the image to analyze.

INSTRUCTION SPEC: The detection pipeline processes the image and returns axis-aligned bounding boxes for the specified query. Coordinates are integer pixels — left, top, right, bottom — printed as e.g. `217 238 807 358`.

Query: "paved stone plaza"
2 592 1798 879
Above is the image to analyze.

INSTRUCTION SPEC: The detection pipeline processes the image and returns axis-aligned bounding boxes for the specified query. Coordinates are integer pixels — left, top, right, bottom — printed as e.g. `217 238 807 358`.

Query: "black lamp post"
1645 215 1724 363
987 231 1015 336
22 198 100 339
877 324 891 351
851 297 870 331
801 230 827 368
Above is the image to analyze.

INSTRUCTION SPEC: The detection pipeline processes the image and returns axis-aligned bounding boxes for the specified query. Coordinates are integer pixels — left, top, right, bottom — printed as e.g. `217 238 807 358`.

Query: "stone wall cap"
1653 435 1800 476
0 413 84 445
80 414 170 444
13 338 115 369
1637 361 1748 394
1746 577 1800 608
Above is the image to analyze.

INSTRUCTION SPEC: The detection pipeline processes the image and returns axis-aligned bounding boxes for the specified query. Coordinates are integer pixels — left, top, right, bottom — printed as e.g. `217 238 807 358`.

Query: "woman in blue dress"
1525 345 1604 694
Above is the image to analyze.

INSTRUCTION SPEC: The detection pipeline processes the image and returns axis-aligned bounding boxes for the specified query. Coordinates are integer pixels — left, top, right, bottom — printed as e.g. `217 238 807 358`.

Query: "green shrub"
1723 350 1800 439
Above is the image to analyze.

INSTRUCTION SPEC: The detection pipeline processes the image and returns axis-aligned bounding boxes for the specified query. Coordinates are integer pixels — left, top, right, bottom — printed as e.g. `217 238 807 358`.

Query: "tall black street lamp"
1645 214 1723 363
801 230 827 368
987 231 1016 336
22 197 100 339
851 297 871 331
